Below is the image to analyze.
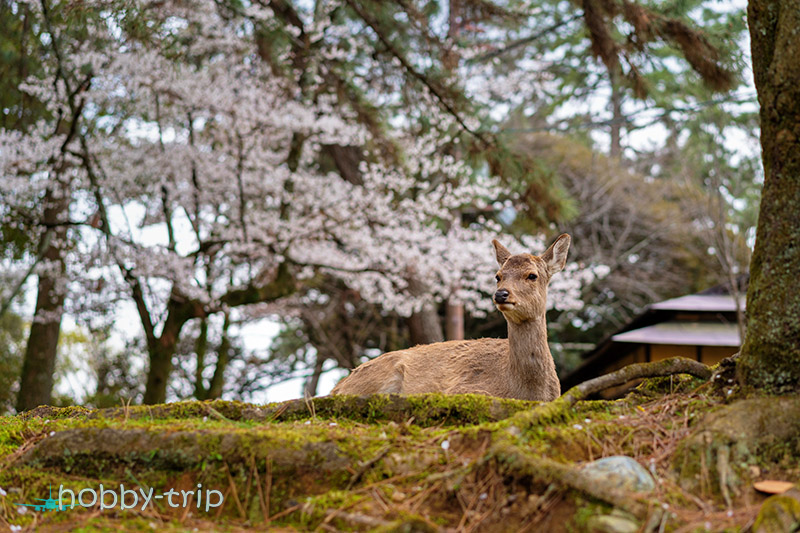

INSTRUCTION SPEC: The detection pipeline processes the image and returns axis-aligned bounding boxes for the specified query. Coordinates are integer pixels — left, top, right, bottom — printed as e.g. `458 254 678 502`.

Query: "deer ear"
541 234 571 274
492 239 511 267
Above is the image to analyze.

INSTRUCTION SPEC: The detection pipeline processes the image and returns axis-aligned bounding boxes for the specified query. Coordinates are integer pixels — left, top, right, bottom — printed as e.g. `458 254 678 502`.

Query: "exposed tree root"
562 357 712 405
486 440 658 522
675 396 800 497
476 358 714 524
509 357 712 430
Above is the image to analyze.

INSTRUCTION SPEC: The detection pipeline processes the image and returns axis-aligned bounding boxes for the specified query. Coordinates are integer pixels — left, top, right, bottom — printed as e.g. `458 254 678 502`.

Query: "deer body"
330 234 571 401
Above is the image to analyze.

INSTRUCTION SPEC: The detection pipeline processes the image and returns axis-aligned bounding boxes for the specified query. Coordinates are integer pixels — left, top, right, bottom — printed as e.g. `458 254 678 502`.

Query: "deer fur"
330 234 571 401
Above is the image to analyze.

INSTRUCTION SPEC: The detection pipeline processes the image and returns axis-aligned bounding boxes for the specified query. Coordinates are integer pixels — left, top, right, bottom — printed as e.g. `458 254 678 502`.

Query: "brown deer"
330 234 570 401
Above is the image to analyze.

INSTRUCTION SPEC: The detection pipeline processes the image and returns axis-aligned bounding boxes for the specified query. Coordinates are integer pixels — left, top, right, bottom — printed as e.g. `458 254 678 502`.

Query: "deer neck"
506 316 555 385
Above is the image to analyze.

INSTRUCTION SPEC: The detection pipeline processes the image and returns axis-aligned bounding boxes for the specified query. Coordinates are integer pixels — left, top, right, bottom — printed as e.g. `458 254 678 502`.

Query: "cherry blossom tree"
2 0 607 406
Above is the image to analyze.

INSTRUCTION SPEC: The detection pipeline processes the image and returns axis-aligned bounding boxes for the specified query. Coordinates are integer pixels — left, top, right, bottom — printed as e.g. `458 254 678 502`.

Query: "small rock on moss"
752 489 800 533
580 456 656 493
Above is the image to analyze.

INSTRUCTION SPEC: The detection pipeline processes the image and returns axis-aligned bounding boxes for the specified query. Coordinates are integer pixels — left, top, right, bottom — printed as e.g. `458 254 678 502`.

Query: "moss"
372 516 440 532
752 492 800 533
14 395 534 428
0 392 791 531
262 393 535 426
569 502 619 532
632 374 706 397
19 400 257 424
17 405 93 420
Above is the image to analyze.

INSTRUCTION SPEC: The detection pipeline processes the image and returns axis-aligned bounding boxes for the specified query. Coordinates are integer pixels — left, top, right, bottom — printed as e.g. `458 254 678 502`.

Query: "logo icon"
15 485 73 512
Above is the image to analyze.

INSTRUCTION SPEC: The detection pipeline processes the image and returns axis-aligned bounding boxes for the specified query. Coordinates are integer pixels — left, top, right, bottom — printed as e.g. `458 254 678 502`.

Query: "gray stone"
586 513 641 533
580 455 656 493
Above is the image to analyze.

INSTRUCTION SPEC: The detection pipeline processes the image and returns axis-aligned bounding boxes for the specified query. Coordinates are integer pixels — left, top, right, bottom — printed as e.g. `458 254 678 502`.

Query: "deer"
330 234 571 401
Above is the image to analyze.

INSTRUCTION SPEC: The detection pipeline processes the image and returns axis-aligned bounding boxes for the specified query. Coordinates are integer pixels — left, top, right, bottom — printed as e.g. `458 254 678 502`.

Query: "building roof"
611 321 741 347
649 294 745 313
561 285 747 391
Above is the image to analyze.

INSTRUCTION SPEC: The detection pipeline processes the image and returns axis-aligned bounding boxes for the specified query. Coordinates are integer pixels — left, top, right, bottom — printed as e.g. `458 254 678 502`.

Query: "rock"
579 456 656 493
752 489 800 533
586 512 641 533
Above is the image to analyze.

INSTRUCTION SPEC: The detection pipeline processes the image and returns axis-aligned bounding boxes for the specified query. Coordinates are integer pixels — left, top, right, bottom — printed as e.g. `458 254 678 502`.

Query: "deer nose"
494 289 509 303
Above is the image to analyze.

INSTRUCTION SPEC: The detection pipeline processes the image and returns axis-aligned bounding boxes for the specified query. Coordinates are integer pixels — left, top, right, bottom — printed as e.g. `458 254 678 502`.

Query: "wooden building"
561 291 744 397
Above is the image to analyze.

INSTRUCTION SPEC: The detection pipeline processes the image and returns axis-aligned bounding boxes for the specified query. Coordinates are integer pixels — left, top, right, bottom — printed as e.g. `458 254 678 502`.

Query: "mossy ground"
0 385 797 532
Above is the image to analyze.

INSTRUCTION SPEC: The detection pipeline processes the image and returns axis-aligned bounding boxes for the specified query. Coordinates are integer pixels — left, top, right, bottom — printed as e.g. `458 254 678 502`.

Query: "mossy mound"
20 393 535 427
1 383 798 531
752 489 800 533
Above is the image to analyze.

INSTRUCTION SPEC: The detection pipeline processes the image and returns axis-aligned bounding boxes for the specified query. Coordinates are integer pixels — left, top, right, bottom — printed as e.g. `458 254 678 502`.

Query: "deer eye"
527 273 538 281
495 275 501 283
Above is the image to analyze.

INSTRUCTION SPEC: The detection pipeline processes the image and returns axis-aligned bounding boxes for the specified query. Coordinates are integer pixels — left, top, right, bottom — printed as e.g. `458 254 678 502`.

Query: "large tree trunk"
406 272 444 346
16 185 69 412
143 342 176 405
737 0 800 391
408 305 445 346
142 294 194 405
139 267 294 404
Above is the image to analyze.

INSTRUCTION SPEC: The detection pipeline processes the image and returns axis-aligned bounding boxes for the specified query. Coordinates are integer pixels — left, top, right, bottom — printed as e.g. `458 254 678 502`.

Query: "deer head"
491 234 571 324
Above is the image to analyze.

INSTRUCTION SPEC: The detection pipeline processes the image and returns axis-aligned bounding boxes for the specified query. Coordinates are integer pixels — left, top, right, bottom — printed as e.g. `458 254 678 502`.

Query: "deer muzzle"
494 289 510 304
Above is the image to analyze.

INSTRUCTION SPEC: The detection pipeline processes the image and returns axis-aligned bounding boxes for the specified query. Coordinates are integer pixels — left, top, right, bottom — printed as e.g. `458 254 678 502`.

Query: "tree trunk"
445 298 465 340
206 313 232 400
609 69 624 159
142 295 194 404
193 318 209 400
138 265 294 404
16 185 68 412
737 0 800 391
406 271 444 346
304 353 326 398
143 342 175 405
408 304 444 346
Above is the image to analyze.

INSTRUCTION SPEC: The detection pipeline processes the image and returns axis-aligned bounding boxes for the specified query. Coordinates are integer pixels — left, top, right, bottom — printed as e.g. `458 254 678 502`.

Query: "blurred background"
0 0 758 411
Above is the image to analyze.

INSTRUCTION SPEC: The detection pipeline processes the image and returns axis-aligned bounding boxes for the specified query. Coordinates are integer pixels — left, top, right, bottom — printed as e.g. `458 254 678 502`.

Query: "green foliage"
0 310 25 414
0 1 49 258
0 1 49 131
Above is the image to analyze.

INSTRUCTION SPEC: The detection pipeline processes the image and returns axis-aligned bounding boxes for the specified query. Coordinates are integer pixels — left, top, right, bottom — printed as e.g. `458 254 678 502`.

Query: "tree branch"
77 135 159 350
561 357 711 405
0 230 54 319
216 261 295 309
342 0 491 148
467 15 581 64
